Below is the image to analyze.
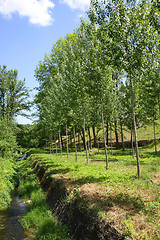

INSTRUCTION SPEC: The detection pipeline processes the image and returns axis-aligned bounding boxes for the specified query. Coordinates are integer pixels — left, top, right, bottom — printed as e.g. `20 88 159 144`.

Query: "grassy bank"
31 142 160 240
18 157 70 240
0 158 18 210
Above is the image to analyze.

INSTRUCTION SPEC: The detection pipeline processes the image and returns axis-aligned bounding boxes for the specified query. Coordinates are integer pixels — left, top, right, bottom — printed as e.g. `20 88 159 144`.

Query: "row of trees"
35 0 160 177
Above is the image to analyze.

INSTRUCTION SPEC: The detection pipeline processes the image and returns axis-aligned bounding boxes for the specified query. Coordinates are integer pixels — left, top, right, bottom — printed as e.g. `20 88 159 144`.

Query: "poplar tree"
90 0 159 177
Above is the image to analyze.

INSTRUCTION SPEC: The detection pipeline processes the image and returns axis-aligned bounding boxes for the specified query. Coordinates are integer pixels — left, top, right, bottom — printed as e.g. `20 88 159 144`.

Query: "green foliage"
34 0 160 173
123 218 137 238
0 65 30 119
137 120 160 140
0 118 17 158
0 118 20 210
16 123 42 148
65 188 80 204
0 158 18 209
32 2 160 236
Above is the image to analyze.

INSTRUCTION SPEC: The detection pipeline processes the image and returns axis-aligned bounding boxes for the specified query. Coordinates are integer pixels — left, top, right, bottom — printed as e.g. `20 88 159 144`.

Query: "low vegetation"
0 118 20 210
31 141 160 240
0 158 18 209
18 157 70 240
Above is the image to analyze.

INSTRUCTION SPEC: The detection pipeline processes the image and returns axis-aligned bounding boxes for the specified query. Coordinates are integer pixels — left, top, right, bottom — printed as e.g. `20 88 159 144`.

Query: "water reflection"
0 190 32 240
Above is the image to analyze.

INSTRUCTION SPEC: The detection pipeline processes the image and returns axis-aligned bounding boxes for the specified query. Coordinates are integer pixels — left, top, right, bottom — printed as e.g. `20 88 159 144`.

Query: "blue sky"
0 0 90 124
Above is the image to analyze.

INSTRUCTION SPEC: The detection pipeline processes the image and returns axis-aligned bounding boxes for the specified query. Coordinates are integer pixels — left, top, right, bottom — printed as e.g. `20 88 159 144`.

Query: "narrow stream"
0 189 32 240
0 153 32 240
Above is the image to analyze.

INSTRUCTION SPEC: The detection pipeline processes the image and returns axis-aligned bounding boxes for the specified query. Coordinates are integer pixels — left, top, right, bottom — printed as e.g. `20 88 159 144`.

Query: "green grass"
0 158 18 209
31 143 160 240
18 158 70 240
93 119 160 142
137 120 160 141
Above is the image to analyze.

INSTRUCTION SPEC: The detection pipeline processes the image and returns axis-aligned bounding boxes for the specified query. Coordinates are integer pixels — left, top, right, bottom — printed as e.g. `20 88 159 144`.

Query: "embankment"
33 160 131 240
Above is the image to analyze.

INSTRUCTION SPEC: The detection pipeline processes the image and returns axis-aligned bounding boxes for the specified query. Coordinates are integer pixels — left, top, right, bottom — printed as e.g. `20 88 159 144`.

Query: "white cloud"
0 0 55 26
60 0 90 11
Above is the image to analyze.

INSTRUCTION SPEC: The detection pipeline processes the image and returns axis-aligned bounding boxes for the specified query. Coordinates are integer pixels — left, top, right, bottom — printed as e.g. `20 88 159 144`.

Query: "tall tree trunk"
70 134 73 150
131 127 134 159
82 104 89 164
100 97 109 169
51 129 54 154
153 117 157 153
54 130 57 156
2 93 5 118
97 142 100 153
92 126 97 147
88 127 92 149
130 74 141 177
51 141 54 154
59 127 62 158
110 122 113 156
87 132 90 150
120 121 125 151
106 120 109 146
61 136 64 150
81 128 86 150
114 121 119 149
49 129 52 154
73 116 78 162
6 93 9 120
97 129 100 154
78 132 81 151
66 122 69 159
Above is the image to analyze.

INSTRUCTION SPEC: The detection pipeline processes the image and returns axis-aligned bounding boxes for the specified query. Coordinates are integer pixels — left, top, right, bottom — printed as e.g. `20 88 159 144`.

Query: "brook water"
0 189 32 240
0 153 32 240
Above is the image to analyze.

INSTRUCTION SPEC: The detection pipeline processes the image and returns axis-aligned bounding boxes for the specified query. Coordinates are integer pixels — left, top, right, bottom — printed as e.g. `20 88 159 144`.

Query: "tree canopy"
0 65 30 120
34 0 160 177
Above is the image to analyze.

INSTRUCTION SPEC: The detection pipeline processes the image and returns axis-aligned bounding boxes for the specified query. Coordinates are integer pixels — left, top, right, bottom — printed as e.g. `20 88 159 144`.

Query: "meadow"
30 140 160 240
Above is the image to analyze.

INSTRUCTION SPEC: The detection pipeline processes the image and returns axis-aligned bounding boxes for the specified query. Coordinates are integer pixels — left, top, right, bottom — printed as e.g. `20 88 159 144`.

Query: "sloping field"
30 142 160 240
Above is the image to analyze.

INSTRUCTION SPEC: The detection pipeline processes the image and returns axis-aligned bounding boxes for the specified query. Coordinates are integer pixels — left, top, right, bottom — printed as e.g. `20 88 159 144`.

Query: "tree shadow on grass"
43 162 63 169
89 191 146 215
91 159 105 162
109 158 119 162
70 174 136 186
109 150 132 156
143 151 160 158
36 161 72 175
124 160 149 166
48 168 72 175
43 165 72 176
91 158 119 163
69 176 147 216
71 176 107 185
124 153 160 167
